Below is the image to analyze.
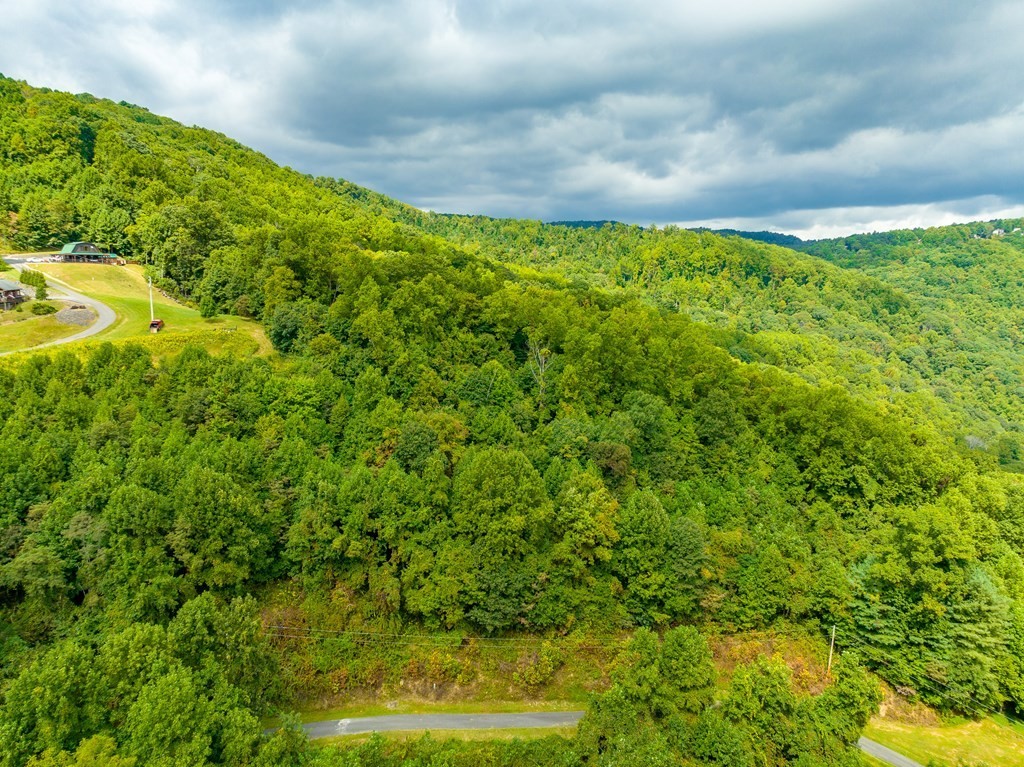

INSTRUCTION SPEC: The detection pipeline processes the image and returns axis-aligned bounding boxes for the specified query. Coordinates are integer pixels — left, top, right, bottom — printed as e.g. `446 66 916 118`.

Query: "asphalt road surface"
296 712 920 766
857 737 924 767
300 711 586 740
2 257 117 355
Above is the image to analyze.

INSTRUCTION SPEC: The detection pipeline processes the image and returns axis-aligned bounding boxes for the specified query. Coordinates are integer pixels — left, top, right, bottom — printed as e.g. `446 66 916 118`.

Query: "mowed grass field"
864 715 1024 767
0 264 83 353
35 263 271 355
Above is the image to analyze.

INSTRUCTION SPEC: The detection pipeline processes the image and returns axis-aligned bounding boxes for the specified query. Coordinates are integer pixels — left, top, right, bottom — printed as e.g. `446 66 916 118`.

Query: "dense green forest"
388 210 1024 461
2 74 1024 765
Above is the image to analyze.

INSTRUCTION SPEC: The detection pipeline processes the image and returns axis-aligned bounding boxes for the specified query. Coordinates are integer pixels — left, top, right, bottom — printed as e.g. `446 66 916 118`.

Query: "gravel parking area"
55 307 96 326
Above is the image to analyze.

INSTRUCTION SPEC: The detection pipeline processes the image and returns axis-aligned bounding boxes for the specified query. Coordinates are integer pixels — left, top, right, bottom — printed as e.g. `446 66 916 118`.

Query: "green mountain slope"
2 75 1024 766
394 211 1024 458
0 74 462 313
803 224 1024 454
4 72 1020 452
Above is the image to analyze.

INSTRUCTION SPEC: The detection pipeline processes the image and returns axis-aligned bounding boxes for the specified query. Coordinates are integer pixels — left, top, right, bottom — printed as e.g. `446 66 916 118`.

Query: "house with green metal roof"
58 242 119 262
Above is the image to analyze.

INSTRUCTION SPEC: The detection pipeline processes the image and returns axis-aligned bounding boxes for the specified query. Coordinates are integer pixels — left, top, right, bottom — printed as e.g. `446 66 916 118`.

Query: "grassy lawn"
0 302 93 353
859 754 890 767
34 263 271 354
864 715 1024 767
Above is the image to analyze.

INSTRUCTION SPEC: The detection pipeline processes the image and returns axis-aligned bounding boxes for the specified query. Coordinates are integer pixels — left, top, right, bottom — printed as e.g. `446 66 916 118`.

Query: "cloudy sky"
2 0 1023 237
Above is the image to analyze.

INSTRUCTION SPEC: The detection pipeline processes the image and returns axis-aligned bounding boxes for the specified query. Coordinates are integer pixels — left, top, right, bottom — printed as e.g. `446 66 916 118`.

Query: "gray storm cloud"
1 0 1023 233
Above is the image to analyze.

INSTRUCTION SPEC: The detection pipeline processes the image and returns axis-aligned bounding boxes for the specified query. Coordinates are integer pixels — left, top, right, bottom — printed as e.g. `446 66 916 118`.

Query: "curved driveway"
1 257 117 356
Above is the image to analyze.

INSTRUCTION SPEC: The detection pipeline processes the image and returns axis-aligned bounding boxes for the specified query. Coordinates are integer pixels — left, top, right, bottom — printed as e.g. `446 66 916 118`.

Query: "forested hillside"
0 75 457 315
804 224 1024 456
394 211 1024 458
2 74 1024 766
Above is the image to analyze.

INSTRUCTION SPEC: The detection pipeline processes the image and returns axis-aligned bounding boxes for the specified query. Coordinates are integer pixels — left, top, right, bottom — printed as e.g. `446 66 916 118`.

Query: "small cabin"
58 242 119 263
0 279 26 310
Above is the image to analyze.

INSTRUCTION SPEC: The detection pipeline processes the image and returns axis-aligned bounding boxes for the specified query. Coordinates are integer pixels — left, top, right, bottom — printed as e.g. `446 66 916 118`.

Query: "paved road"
299 711 586 740
857 737 924 767
1 257 117 355
289 711 921 765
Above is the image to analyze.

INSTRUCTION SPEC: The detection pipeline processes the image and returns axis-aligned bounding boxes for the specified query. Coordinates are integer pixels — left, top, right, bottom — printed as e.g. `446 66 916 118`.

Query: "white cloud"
1 0 1023 231
680 197 1024 240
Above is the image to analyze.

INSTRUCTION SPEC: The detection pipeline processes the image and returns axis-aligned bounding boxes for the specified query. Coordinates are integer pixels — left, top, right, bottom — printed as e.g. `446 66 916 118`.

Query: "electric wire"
264 623 563 650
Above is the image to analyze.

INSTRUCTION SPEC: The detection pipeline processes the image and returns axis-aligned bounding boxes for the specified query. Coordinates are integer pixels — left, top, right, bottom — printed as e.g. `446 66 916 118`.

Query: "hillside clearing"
34 262 271 354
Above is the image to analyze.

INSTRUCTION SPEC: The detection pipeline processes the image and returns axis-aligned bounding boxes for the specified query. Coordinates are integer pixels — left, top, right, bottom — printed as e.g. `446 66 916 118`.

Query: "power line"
266 626 546 646
710 624 997 720
264 621 1022 722
267 624 548 643
264 624 563 650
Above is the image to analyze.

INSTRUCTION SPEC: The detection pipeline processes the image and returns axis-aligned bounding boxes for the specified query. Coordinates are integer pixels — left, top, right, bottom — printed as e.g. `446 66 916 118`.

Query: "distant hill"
694 227 806 248
547 219 626 229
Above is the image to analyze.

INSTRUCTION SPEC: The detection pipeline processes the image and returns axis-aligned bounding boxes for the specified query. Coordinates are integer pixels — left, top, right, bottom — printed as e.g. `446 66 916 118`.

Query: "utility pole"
827 624 836 675
149 277 154 323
